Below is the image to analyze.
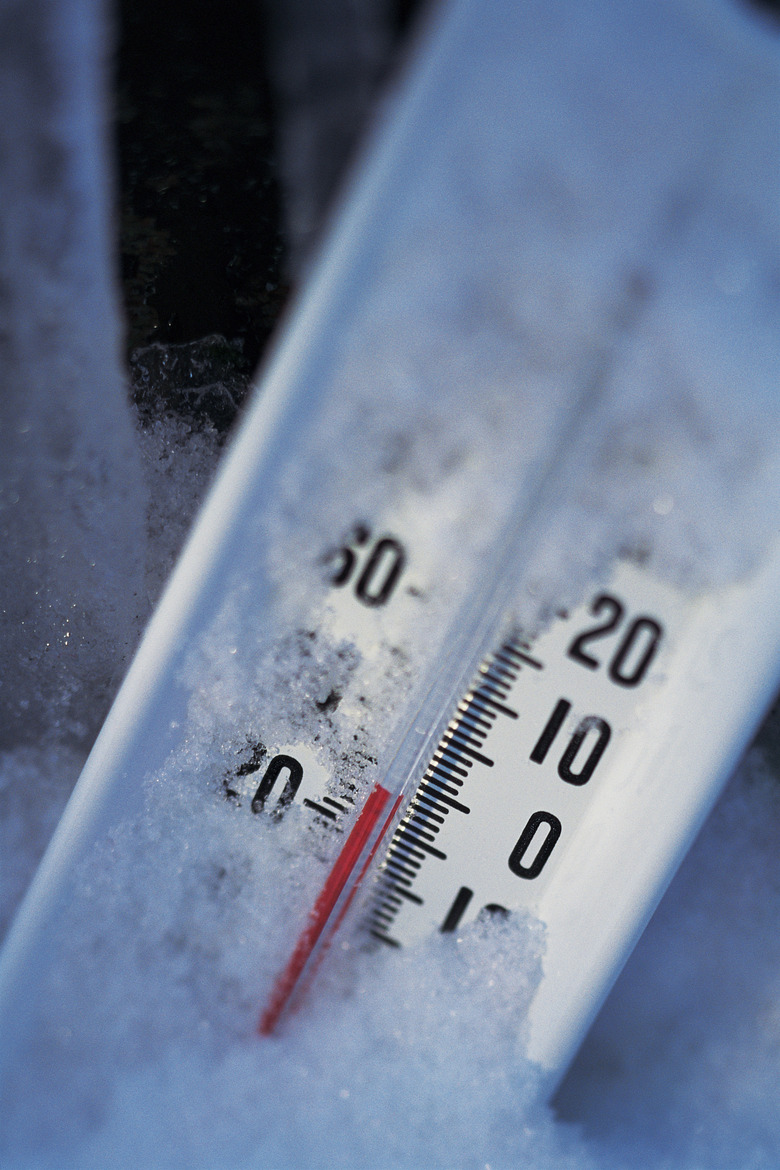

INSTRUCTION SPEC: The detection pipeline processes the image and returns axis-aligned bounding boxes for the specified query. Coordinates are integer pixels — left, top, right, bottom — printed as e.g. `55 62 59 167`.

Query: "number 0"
508 811 561 879
251 754 303 817
608 617 662 687
355 537 406 607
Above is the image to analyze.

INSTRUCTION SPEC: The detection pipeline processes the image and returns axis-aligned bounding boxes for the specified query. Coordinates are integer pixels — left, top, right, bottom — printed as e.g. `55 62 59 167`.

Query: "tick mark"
440 886 474 932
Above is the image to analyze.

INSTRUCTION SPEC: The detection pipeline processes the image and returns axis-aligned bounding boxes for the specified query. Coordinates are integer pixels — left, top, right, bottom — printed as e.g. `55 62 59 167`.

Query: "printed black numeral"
608 617 663 687
355 537 406 607
530 700 611 786
567 594 623 669
557 715 611 786
567 592 663 687
251 754 303 817
508 811 561 879
327 525 406 608
440 886 474 932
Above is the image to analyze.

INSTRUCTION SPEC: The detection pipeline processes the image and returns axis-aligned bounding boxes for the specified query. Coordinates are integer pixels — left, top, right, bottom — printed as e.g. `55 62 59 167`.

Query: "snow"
0 0 146 752
557 747 780 1169
1 0 780 1167
0 410 222 942
3 744 780 1168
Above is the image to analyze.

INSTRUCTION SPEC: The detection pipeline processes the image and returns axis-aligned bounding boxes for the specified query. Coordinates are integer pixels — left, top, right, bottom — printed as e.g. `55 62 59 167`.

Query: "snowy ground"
3 433 780 1168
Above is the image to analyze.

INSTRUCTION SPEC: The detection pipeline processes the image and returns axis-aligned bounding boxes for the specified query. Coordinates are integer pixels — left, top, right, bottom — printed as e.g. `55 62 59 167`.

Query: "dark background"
116 0 778 431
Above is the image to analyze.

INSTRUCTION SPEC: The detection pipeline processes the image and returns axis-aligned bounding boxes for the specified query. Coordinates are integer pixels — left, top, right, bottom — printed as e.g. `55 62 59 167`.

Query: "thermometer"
1 0 779 1122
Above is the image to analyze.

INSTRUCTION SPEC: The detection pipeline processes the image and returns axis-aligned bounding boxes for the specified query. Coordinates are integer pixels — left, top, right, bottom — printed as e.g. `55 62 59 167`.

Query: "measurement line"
493 649 524 673
443 737 494 767
258 782 392 1036
440 886 474 932
477 660 511 682
323 796 349 812
432 752 470 777
429 765 466 788
373 906 396 924
423 776 466 801
412 794 451 820
397 829 447 860
474 681 513 706
444 725 488 750
411 804 445 825
417 787 470 815
455 709 493 734
476 676 512 701
389 855 424 878
370 931 400 947
302 798 338 820
480 655 514 677
367 632 526 941
508 648 544 670
407 816 438 841
386 855 420 878
463 693 518 720
394 840 427 863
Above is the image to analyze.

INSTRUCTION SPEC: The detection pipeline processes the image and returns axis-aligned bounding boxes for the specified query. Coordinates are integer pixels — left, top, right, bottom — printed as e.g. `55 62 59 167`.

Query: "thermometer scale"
370 563 675 952
256 541 780 1090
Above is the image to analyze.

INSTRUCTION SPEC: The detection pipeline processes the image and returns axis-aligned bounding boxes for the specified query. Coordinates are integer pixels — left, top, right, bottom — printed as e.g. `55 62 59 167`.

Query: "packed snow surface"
1 0 780 1167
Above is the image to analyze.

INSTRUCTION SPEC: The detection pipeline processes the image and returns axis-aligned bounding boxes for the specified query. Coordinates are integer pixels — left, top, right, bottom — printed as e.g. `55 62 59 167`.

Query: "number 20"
567 593 663 688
